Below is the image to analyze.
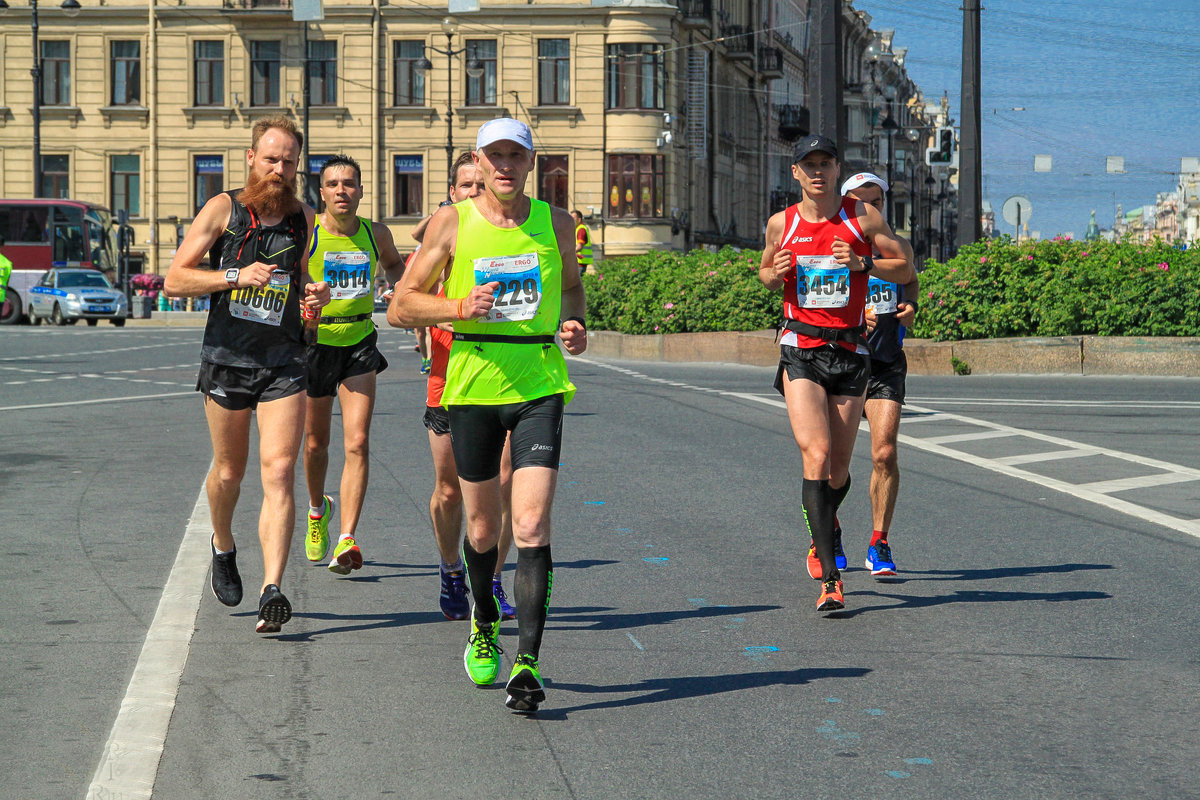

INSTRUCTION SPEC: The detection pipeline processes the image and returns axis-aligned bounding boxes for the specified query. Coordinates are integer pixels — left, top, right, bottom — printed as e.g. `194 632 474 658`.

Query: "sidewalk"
126 313 1200 376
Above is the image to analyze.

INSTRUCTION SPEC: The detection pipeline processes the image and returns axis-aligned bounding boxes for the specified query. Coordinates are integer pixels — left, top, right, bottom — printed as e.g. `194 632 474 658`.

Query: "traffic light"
926 126 956 167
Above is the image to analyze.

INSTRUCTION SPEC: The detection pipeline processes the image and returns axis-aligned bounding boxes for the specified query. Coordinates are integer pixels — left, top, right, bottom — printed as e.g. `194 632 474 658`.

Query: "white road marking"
87 479 211 800
1078 473 1198 494
997 449 1100 466
920 430 1019 445
0 391 193 412
582 360 1200 540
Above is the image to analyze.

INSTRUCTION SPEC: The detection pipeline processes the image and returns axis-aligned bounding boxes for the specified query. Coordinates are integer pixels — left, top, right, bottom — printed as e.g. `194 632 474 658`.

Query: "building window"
251 41 281 107
606 44 664 110
607 154 665 219
41 41 71 106
538 39 570 106
305 154 333 210
110 41 141 106
465 40 497 106
194 41 224 107
308 40 337 106
537 156 569 209
394 155 424 216
111 155 141 218
194 155 223 214
40 155 70 199
393 40 426 106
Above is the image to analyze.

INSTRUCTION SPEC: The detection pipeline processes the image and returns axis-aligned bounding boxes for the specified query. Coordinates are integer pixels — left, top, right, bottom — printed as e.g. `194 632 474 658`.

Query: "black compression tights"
514 545 553 659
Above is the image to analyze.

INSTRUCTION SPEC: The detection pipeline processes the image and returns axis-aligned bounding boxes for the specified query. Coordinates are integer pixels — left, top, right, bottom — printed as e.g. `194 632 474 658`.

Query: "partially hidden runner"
389 118 586 713
758 135 914 613
410 151 518 622
841 171 919 578
163 115 329 634
303 154 405 575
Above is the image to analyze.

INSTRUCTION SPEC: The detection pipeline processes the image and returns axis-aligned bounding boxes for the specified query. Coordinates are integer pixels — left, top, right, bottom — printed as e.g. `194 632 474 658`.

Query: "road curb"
583 330 1200 377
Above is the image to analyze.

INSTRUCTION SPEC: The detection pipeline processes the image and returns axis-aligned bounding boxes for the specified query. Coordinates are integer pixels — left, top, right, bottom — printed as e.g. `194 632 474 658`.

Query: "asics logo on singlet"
531 444 553 452
791 236 813 244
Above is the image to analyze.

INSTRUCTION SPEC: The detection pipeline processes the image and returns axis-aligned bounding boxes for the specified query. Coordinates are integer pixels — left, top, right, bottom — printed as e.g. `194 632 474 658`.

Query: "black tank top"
201 191 309 368
866 283 905 364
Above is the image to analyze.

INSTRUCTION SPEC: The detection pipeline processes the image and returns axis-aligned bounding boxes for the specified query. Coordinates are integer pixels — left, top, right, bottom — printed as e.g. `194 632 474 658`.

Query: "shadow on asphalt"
546 603 781 632
248 609 448 641
831 587 1112 619
537 667 872 718
891 562 1114 582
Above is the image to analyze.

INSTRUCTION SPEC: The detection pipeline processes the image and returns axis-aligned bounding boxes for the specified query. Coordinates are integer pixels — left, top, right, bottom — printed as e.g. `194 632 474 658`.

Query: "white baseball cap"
841 172 889 195
475 117 533 151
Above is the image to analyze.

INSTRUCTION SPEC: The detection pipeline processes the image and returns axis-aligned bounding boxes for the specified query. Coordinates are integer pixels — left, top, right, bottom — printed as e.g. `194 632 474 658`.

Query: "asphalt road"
2 326 1198 800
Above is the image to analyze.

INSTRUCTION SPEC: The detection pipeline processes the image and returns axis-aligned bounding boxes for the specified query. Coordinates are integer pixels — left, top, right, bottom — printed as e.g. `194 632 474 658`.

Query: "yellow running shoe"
306 495 333 562
328 535 362 575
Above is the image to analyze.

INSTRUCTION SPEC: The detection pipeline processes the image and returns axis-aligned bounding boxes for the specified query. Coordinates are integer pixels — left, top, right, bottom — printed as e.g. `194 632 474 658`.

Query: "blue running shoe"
865 541 897 577
440 567 470 620
832 516 847 570
493 575 516 621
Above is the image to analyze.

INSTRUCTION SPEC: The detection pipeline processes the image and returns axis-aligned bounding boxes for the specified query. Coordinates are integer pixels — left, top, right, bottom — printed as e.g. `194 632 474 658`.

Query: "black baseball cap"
793 134 839 162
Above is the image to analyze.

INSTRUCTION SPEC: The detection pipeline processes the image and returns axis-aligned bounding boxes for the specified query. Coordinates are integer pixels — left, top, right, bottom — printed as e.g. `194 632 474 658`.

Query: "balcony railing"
721 24 755 59
758 46 783 78
677 0 712 29
223 0 290 9
777 104 810 141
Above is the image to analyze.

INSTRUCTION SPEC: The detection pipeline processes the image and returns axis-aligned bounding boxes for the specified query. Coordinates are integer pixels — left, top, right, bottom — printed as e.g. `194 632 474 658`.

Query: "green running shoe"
306 495 333 562
463 604 503 687
505 653 546 714
328 535 362 575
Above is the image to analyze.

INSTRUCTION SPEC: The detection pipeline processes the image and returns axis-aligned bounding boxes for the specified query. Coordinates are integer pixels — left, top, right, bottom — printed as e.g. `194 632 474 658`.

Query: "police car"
28 267 128 326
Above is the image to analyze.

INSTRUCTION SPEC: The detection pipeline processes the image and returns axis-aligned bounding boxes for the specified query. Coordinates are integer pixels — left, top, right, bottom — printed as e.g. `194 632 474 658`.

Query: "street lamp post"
879 112 898 228
0 0 82 197
415 17 484 180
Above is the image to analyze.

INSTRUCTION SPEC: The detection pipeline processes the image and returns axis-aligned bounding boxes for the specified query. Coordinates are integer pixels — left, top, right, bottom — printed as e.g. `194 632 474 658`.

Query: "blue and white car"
28 268 127 326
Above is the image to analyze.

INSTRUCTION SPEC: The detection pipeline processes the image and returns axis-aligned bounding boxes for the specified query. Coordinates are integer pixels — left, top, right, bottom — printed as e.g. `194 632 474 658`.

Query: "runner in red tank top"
758 135 915 613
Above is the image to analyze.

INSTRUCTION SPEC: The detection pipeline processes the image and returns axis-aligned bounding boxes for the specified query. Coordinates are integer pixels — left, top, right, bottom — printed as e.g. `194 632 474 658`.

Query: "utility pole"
809 0 844 153
957 0 983 248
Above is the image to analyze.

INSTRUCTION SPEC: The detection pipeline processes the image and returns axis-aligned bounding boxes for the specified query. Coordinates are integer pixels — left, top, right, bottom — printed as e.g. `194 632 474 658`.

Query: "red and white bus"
0 198 118 324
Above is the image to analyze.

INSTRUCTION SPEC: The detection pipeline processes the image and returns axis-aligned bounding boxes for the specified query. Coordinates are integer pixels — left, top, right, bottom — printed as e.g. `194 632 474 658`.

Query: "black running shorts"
447 394 564 482
196 360 307 411
305 330 389 398
866 350 907 404
774 343 870 398
422 404 451 436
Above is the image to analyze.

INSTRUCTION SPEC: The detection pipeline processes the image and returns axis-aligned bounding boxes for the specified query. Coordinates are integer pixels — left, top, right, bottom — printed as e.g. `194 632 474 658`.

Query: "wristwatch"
860 255 875 274
224 267 240 288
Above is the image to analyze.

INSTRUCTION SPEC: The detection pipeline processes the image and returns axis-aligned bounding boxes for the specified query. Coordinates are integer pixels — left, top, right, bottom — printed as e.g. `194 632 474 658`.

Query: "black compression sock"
802 478 838 580
514 545 553 659
463 541 499 622
830 474 852 512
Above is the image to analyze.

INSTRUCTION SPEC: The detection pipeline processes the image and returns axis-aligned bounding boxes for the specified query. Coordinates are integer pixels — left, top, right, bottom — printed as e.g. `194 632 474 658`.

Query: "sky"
852 0 1200 238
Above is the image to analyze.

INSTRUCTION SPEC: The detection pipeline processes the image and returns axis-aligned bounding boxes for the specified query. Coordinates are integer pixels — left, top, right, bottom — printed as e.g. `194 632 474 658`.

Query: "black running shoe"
256 584 292 634
210 538 243 607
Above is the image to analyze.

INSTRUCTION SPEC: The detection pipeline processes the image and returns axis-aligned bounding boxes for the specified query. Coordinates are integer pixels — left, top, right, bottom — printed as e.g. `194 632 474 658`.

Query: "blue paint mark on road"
627 632 645 651
584 500 605 505
904 758 933 766
826 697 842 703
688 598 707 605
816 720 860 743
616 528 630 531
864 709 884 716
643 556 668 562
745 646 779 653
884 770 911 779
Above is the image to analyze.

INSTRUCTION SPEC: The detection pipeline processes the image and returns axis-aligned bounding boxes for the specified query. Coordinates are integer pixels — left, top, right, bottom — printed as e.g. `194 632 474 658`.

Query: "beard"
238 169 300 218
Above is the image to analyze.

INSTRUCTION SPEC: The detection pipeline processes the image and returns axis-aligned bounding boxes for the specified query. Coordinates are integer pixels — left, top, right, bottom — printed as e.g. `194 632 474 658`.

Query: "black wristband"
564 316 586 329
907 299 919 314
861 254 875 274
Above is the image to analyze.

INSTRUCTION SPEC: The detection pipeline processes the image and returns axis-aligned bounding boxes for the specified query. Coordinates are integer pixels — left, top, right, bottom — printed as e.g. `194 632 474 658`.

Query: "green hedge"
582 238 1200 340
581 247 778 335
913 237 1200 341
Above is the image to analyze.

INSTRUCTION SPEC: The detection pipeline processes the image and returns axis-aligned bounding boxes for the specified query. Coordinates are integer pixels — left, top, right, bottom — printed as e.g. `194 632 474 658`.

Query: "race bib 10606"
474 253 543 323
794 255 850 309
229 269 290 326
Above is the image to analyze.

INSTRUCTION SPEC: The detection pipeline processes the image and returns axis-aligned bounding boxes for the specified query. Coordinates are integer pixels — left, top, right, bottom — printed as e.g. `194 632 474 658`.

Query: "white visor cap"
841 172 890 196
475 117 534 152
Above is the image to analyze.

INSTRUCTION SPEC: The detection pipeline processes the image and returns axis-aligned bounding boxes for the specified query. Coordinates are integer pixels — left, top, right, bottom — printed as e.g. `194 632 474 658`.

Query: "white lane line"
920 430 1019 445
582 360 1200 540
908 396 1200 410
87 479 209 800
1078 473 1199 494
0 391 193 412
997 449 1101 466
